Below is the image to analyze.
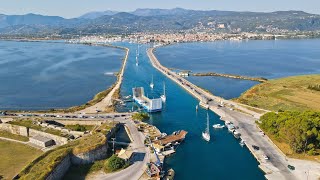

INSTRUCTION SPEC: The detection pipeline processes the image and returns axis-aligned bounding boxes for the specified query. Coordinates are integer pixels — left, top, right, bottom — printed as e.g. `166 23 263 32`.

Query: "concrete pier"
147 47 320 180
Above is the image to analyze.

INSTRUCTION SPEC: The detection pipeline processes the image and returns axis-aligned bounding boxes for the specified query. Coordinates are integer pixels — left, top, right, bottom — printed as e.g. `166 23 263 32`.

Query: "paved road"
225 109 296 180
3 112 132 120
88 118 149 180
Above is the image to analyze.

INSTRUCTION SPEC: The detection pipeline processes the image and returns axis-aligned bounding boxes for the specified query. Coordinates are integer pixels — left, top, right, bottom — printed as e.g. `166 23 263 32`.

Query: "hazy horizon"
0 0 319 18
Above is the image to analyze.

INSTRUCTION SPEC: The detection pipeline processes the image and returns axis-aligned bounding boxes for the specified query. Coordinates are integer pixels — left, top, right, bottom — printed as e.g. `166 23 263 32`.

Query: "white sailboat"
135 49 139 66
150 75 154 89
160 82 166 103
202 112 210 142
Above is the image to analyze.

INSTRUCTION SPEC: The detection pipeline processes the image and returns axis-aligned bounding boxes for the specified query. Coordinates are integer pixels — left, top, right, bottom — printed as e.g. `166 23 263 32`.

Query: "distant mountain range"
0 8 320 36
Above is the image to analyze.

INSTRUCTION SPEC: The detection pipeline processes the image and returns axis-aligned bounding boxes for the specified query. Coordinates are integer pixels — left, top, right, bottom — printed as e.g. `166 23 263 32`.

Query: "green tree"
259 111 320 154
132 112 150 121
106 155 126 171
74 124 86 131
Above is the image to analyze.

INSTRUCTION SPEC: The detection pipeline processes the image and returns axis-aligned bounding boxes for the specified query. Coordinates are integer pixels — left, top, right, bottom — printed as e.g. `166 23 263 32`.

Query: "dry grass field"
0 140 42 180
236 74 320 111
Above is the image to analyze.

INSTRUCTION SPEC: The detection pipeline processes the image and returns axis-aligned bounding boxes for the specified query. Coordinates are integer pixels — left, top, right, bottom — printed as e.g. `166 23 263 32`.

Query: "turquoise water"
114 42 265 180
155 40 320 99
0 41 124 110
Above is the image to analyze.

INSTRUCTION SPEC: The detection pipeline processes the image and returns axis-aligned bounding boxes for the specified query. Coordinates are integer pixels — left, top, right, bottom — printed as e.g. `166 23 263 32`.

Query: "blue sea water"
114 42 265 180
0 41 124 110
155 39 320 99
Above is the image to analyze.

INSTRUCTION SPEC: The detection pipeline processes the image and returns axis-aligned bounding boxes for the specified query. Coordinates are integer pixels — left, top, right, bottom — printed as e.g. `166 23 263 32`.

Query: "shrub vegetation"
105 155 126 171
259 111 320 156
132 112 150 121
308 84 320 91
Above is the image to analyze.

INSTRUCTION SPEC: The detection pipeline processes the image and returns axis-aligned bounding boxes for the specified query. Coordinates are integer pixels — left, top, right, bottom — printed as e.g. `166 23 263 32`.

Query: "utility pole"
111 137 116 154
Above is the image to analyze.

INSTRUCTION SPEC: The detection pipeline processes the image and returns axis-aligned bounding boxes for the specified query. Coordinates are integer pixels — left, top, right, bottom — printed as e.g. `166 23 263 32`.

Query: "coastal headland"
236 74 320 111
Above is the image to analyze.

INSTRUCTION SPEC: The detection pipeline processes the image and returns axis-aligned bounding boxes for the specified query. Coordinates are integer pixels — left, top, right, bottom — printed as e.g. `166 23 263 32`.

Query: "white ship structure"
132 87 162 113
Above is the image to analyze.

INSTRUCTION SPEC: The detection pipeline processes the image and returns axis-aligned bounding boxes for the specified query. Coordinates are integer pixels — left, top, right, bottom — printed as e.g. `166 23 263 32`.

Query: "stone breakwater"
192 72 268 83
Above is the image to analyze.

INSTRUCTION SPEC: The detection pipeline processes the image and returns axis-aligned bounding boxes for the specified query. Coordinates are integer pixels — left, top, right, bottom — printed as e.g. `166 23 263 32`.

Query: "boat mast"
163 82 166 96
206 112 210 134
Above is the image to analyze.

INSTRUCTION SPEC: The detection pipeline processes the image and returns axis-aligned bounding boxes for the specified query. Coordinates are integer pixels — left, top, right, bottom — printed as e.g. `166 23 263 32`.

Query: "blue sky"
0 0 319 18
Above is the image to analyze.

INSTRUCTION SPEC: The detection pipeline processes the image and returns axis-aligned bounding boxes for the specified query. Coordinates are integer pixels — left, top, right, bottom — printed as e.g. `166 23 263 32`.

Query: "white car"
263 155 269 160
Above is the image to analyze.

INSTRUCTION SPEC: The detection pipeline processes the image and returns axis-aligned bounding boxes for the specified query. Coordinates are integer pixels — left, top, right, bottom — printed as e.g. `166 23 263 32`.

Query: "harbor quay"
147 47 320 180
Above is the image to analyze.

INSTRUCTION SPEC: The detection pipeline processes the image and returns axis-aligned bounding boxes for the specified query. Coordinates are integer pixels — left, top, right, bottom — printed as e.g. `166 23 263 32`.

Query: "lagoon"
0 41 124 110
155 39 320 99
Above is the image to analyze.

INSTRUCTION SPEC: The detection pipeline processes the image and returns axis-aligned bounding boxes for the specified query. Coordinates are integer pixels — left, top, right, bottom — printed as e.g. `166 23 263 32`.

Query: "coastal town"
69 32 306 46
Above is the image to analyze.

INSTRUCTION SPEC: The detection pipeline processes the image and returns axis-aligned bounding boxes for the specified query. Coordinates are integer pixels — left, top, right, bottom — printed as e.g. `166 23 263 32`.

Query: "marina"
115 42 266 179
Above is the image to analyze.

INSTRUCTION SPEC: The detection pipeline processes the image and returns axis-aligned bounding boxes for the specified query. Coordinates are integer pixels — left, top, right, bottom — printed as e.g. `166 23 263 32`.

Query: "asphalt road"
88 118 150 180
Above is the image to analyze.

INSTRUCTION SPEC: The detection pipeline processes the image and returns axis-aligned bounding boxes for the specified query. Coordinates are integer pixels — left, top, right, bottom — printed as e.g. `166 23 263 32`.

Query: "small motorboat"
202 113 210 142
239 139 245 147
212 124 225 129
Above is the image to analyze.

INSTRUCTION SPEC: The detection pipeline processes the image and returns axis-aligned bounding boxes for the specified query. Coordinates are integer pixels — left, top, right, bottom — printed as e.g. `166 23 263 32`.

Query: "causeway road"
147 47 320 180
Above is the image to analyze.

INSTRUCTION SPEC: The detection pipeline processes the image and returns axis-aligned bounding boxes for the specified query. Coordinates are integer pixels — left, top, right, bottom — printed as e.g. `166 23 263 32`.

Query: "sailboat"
150 75 154 89
136 55 139 66
202 112 210 142
160 82 166 103
135 49 139 66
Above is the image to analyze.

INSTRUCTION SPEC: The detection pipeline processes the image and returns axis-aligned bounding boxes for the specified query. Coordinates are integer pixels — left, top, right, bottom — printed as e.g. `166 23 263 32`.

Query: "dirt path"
78 47 129 114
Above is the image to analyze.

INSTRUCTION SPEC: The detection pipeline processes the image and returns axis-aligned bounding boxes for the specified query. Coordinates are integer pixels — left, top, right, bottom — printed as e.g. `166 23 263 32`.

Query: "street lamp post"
111 137 116 154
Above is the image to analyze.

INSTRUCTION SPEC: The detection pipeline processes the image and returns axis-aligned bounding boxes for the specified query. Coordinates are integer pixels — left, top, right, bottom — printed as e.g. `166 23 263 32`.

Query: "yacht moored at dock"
132 87 162 112
233 130 241 139
160 82 166 103
239 139 246 147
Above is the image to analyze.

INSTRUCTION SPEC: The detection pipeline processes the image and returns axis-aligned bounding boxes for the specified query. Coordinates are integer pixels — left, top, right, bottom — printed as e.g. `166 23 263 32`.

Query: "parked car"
288 165 295 170
252 145 260 150
263 155 269 160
